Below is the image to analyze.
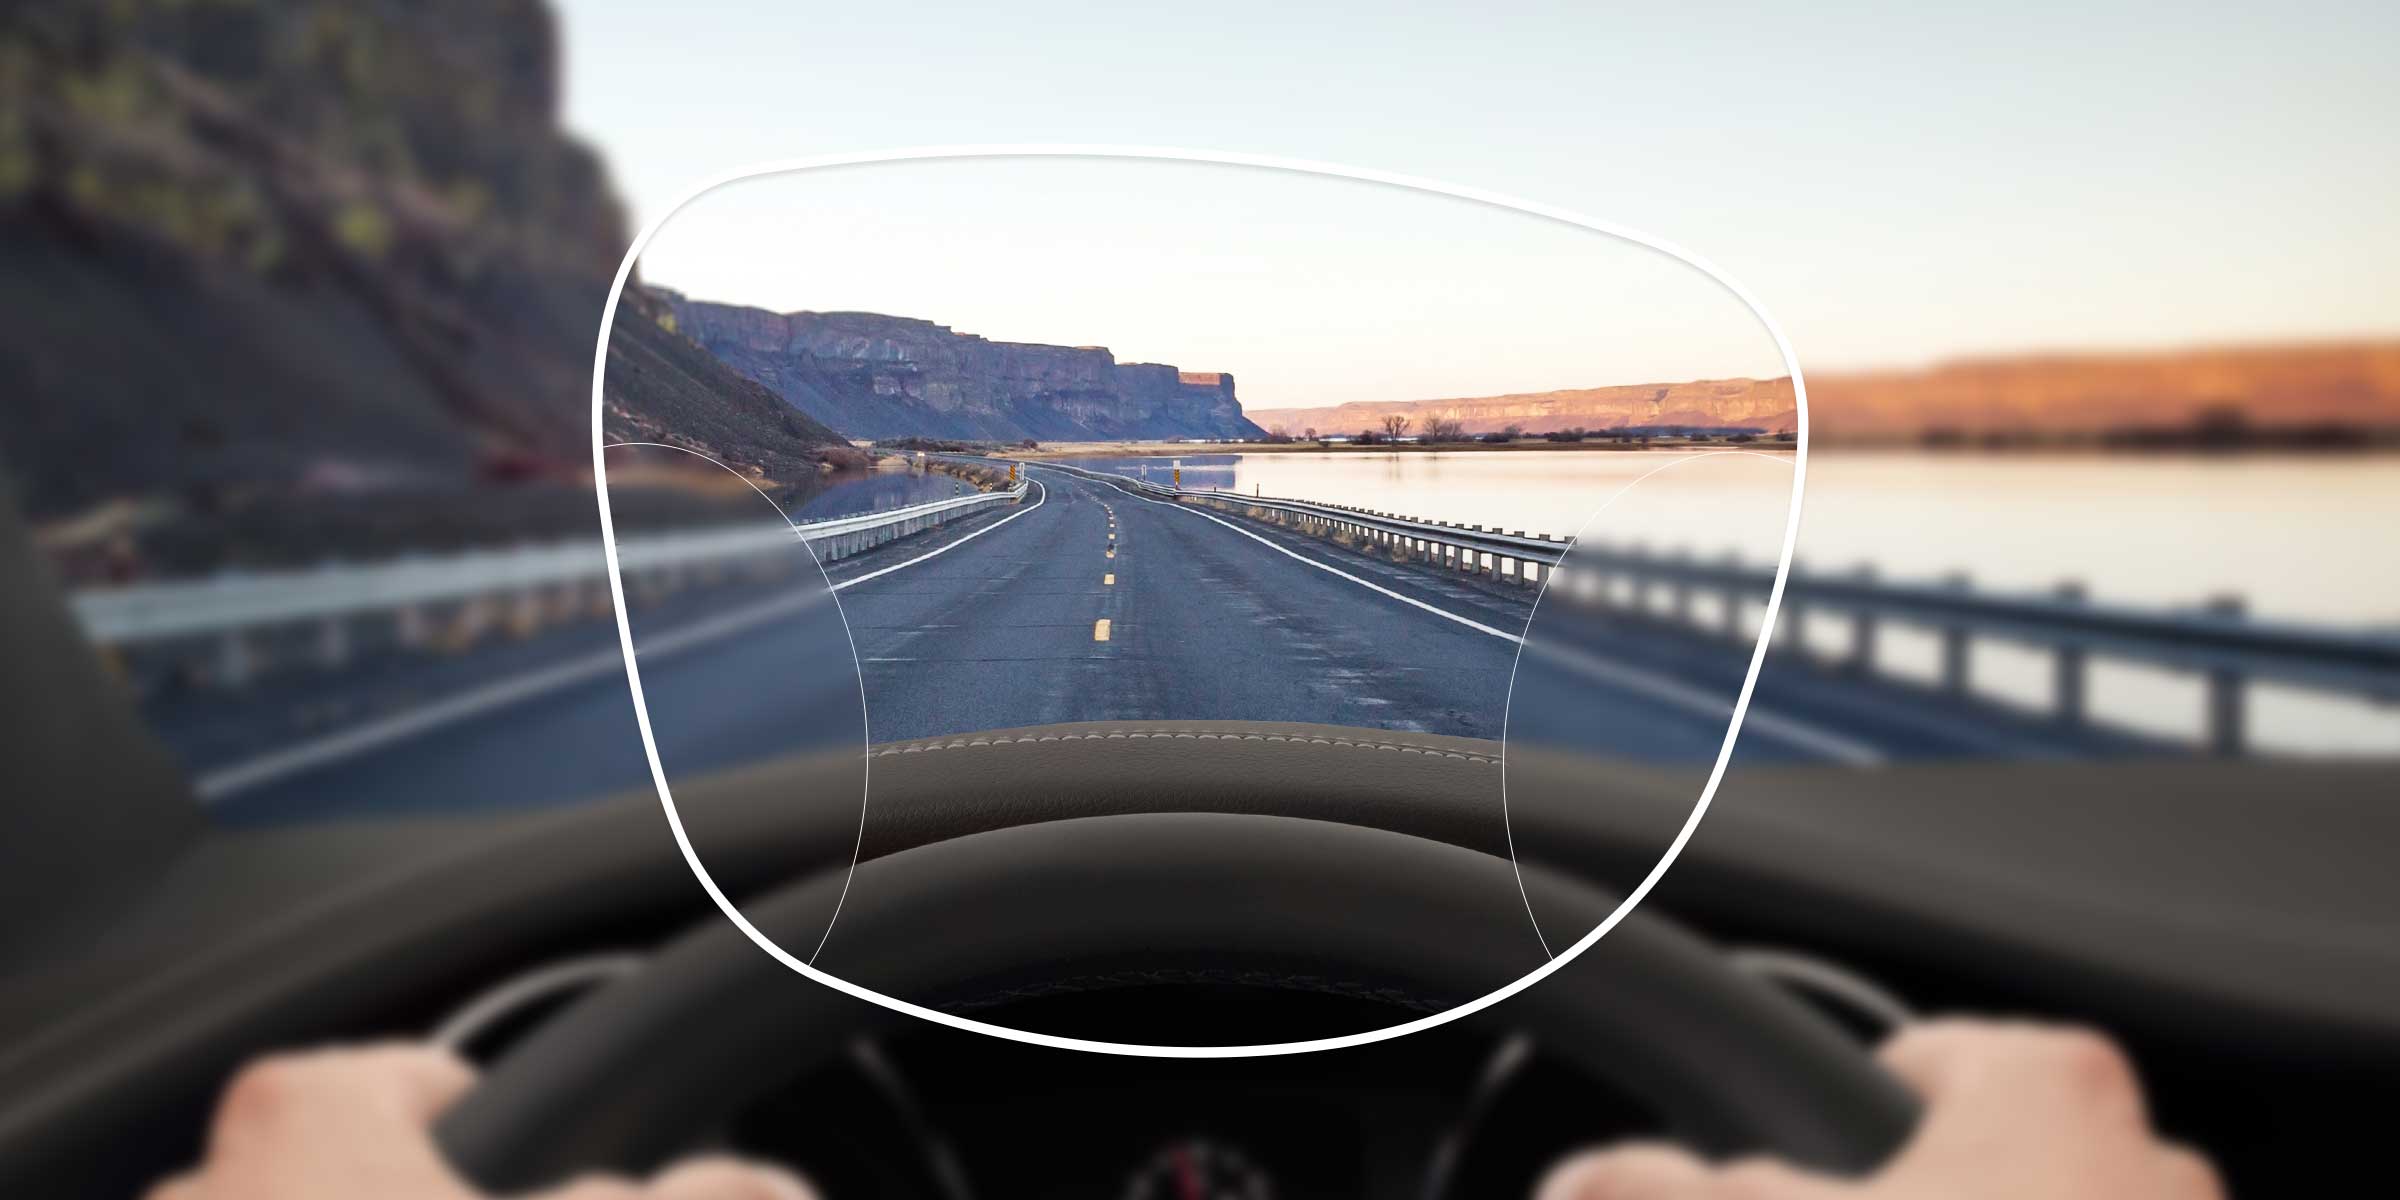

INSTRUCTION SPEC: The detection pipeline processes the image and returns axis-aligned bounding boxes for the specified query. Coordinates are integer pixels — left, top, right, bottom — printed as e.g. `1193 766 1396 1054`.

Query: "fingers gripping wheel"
437 805 1917 1190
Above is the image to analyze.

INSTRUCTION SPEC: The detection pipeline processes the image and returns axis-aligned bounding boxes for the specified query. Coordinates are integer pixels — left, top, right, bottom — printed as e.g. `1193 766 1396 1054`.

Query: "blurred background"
2 0 2394 824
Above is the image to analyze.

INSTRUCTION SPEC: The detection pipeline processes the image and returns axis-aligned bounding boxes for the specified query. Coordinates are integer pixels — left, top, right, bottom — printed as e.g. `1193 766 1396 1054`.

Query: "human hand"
1537 1020 2224 1199
146 1044 817 1200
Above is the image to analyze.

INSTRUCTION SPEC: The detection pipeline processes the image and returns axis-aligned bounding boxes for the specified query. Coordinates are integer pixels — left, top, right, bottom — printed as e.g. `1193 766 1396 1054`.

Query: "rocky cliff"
660 293 1267 443
604 285 853 483
1247 378 1797 437
0 0 845 575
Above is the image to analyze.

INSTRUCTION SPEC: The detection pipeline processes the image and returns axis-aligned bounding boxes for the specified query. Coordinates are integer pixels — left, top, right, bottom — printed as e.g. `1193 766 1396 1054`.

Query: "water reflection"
1059 448 2400 754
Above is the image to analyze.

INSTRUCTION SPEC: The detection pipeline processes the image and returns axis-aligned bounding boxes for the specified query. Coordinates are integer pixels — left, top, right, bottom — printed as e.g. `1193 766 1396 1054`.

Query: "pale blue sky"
556 0 2396 403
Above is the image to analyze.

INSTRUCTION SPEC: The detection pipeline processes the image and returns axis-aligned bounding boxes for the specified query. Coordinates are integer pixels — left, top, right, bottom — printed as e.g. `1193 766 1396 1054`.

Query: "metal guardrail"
1029 459 1569 581
70 482 1028 680
1023 457 2400 754
1553 546 2400 755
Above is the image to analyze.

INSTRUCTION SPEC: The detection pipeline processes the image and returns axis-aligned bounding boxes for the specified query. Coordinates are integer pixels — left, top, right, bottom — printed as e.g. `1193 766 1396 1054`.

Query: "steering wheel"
433 724 1919 1190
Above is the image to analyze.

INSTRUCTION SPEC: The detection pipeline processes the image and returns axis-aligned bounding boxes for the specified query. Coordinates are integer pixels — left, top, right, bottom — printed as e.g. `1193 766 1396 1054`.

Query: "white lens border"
591 146 1811 1059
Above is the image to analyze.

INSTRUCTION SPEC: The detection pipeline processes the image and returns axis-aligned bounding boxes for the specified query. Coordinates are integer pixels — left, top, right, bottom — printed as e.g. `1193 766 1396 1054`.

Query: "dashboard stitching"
868 729 1501 765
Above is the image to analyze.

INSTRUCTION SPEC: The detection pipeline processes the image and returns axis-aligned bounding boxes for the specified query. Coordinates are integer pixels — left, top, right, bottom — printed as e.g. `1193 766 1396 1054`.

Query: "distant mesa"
656 290 1266 443
1806 341 2400 442
1246 378 1797 438
1247 340 2400 444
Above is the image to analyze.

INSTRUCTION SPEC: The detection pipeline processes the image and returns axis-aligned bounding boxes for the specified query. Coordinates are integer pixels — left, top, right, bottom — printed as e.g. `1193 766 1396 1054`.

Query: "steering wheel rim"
438 808 1917 1190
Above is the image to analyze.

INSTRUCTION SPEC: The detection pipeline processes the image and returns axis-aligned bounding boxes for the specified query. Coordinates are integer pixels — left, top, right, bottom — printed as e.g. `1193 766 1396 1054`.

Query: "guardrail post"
2203 594 2247 755
1669 549 1694 624
1848 565 1877 672
317 616 350 668
510 588 544 637
2052 582 2087 725
1778 577 1804 653
219 631 254 688
396 604 428 648
1627 543 1657 614
1721 552 1747 640
1939 572 1973 696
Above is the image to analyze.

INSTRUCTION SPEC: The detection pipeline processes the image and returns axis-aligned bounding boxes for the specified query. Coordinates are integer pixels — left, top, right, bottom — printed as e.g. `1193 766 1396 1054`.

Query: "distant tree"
1355 428 1384 446
1380 415 1412 441
1422 417 1466 442
1302 426 1318 442
1501 423 1524 440
1264 424 1297 444
1018 438 1039 449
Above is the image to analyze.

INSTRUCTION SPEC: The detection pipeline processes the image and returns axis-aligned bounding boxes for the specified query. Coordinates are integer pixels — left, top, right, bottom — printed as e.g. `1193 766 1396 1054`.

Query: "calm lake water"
1073 449 2400 755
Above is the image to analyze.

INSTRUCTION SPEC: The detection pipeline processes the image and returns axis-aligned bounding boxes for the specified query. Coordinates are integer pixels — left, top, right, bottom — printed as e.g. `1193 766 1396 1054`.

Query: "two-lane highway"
845 467 1524 739
206 463 2158 822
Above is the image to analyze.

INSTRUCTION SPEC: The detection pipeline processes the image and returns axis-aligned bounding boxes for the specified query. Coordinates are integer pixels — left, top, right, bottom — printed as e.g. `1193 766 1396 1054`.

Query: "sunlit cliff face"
654 292 1263 442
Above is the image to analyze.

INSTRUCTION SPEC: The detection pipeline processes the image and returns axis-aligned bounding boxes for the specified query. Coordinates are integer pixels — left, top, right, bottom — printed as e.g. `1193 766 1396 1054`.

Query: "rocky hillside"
1806 341 2400 440
0 0 845 576
605 286 856 483
1247 378 1796 437
660 292 1266 443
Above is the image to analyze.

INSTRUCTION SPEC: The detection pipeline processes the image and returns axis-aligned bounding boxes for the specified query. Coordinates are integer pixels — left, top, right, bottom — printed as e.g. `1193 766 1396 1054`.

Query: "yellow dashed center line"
1093 619 1111 642
1106 547 1115 558
1104 573 1115 585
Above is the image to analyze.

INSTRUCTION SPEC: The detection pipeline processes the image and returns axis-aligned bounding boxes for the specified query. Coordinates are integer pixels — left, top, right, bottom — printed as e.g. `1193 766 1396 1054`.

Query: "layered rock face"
660 294 1267 442
1247 378 1797 437
0 0 623 517
0 0 846 572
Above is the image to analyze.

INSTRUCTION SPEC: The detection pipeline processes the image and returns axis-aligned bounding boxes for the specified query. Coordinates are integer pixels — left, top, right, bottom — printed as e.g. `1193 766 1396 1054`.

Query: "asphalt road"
200 467 2156 823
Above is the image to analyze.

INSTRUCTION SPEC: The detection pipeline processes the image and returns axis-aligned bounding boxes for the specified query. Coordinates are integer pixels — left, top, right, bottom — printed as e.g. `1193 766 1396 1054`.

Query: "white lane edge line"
830 479 1047 592
1060 467 1882 765
194 586 814 800
1073 470 1523 641
197 480 1047 801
